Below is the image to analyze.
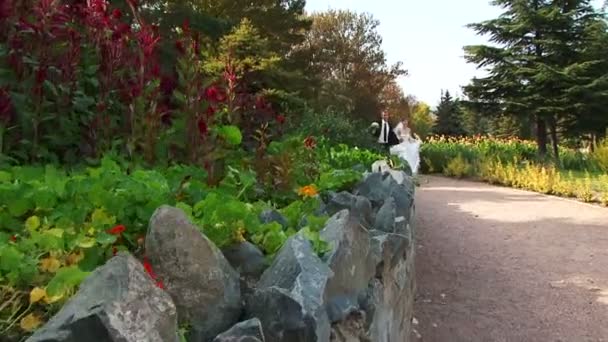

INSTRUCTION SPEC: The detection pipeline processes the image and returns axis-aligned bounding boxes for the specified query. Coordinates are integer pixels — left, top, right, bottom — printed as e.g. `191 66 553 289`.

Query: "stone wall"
27 169 416 342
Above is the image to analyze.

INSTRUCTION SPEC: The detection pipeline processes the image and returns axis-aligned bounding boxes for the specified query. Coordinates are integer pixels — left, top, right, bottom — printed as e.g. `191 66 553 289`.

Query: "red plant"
197 119 208 136
304 136 316 149
276 114 285 125
0 88 11 124
108 224 126 235
142 256 164 289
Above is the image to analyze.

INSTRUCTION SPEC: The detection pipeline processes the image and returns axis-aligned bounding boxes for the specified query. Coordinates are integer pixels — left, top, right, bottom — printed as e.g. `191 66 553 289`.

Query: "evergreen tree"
463 0 607 161
433 90 465 136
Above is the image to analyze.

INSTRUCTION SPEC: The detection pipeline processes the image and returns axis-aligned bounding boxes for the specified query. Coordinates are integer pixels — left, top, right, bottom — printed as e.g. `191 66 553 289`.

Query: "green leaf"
46 228 64 238
262 229 287 254
46 266 90 297
0 170 12 182
34 189 58 209
91 208 116 227
0 245 23 272
95 232 117 246
78 247 103 271
8 197 32 217
217 125 242 146
76 236 96 249
25 216 41 231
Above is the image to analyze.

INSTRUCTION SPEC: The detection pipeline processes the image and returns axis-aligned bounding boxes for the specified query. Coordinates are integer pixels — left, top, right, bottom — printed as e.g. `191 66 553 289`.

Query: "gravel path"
413 176 608 342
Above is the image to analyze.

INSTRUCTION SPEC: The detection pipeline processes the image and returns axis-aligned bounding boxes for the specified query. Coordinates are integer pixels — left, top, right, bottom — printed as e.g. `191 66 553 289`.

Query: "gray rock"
354 173 388 207
352 197 373 227
324 192 373 227
366 258 415 342
324 192 355 215
320 210 374 322
389 184 414 222
355 172 415 214
27 253 178 342
246 287 315 342
222 242 267 278
250 234 333 342
259 209 288 230
369 231 410 278
146 206 241 342
373 198 396 233
362 238 415 342
213 318 265 342
330 311 370 342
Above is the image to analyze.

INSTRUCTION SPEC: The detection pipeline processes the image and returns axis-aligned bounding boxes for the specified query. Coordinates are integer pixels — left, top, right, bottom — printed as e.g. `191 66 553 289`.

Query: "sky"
305 0 604 107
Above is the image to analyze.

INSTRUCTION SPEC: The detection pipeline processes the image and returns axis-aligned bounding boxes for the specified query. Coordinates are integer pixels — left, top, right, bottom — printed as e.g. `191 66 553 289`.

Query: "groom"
377 110 400 155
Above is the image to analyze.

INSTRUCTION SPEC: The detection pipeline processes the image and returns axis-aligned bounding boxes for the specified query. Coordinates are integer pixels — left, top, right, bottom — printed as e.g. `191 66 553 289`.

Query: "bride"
389 118 422 175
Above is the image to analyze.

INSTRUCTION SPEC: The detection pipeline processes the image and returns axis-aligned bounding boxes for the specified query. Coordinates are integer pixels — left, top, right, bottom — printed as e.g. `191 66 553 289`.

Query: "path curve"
414 176 608 342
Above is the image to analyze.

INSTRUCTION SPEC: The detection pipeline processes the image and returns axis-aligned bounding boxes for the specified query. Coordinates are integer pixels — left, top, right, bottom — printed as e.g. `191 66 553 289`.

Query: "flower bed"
0 137 391 339
421 135 608 205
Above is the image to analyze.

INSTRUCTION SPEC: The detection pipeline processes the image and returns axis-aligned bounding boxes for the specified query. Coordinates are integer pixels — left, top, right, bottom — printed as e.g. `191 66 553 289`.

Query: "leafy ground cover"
421 135 608 205
0 136 390 339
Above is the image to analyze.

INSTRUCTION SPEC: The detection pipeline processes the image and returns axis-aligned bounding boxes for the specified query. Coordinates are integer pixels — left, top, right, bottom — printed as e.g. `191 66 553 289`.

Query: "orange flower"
298 184 318 198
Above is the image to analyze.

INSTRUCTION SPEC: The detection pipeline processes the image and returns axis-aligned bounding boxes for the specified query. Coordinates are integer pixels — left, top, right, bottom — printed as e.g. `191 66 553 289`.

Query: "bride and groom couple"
375 110 421 174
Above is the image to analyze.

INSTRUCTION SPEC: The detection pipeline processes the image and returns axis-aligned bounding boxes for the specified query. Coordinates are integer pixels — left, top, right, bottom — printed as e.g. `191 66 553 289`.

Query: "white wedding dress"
389 123 421 175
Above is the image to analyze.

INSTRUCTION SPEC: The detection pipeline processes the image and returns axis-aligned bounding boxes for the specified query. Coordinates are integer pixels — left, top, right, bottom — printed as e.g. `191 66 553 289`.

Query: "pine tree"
463 0 606 161
433 90 465 136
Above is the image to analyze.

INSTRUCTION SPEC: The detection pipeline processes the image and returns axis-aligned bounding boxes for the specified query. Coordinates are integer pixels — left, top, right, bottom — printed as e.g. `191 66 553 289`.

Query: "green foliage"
463 0 608 156
422 135 607 202
297 9 407 120
443 155 472 178
433 90 465 136
287 109 374 149
410 102 434 140
592 139 608 172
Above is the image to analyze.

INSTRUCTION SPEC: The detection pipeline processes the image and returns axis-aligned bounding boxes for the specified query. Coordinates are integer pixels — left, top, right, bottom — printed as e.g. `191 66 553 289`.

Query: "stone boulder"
146 206 241 342
373 198 396 233
27 253 178 342
354 172 414 215
213 318 266 342
369 230 410 279
259 210 289 230
362 251 415 342
324 192 373 227
248 234 333 342
320 210 374 322
222 241 267 278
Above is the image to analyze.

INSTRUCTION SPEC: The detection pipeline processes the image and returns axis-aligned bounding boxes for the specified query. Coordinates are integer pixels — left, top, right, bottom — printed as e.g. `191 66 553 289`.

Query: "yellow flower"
65 251 84 266
298 185 318 198
234 227 246 243
29 287 47 304
20 313 42 332
39 256 61 273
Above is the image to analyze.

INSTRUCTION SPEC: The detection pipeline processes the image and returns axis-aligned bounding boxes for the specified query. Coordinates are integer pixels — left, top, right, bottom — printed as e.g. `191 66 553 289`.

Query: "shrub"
287 108 374 149
592 139 608 172
443 154 472 178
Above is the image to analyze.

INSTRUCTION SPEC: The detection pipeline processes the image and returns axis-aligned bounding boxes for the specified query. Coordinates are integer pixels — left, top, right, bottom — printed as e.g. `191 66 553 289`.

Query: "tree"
297 10 407 120
559 19 608 146
433 90 465 136
410 101 434 140
379 80 411 120
463 0 607 162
